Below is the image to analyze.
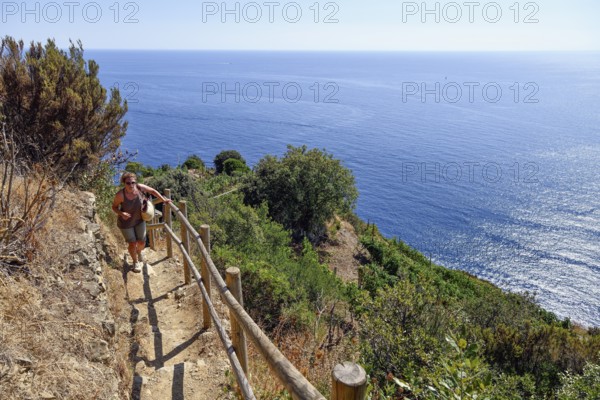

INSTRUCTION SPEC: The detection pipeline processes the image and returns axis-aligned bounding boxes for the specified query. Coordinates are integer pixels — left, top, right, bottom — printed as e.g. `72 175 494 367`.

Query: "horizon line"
85 48 600 53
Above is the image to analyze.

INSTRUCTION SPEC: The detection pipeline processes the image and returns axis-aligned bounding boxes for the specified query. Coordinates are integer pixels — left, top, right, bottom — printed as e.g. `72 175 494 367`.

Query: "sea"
88 50 600 327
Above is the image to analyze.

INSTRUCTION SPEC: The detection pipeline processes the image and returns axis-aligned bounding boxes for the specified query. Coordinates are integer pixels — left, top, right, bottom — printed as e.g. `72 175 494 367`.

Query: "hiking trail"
123 247 235 400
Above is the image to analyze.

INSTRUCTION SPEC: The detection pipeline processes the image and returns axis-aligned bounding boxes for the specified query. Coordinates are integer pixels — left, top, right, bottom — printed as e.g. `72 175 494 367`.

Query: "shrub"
237 260 304 331
80 161 117 223
125 161 154 179
149 168 202 208
0 36 128 181
243 145 358 242
223 158 250 176
558 363 600 399
0 129 58 270
182 155 205 171
214 150 245 174
360 279 449 383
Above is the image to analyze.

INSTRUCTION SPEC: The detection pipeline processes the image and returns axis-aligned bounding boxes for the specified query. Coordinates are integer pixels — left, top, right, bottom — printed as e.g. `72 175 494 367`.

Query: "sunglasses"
125 181 137 185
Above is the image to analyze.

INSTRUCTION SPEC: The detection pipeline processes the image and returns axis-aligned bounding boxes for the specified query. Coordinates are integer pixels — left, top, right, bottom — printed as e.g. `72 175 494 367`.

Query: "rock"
40 391 56 399
79 192 96 219
71 254 81 266
82 282 100 298
89 339 110 362
102 319 116 337
135 360 147 371
175 288 185 300
87 223 101 238
78 249 91 266
196 359 206 368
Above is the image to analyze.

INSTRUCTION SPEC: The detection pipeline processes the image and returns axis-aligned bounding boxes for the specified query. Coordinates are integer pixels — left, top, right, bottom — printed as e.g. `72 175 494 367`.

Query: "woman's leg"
120 227 138 264
134 222 147 262
136 241 145 261
128 241 138 263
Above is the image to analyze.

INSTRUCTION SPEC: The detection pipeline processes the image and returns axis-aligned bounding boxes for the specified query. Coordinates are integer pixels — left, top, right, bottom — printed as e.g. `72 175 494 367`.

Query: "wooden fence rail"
163 222 256 400
154 192 366 400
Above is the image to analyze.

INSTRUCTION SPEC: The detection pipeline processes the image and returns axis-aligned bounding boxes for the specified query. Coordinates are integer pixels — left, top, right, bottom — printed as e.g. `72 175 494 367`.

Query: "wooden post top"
333 362 367 387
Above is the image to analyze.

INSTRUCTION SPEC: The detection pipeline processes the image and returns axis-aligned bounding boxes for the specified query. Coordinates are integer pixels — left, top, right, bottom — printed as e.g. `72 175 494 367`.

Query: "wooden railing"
147 189 367 400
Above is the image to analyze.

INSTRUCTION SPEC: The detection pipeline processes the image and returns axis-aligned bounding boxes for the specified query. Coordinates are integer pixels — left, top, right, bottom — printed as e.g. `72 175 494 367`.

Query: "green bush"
358 263 398 297
358 230 600 397
149 168 202 205
239 261 302 330
425 336 493 400
79 161 117 223
0 36 128 181
243 145 358 242
125 161 154 178
208 194 347 332
558 363 600 399
182 155 205 171
360 279 450 383
214 150 245 174
223 158 250 176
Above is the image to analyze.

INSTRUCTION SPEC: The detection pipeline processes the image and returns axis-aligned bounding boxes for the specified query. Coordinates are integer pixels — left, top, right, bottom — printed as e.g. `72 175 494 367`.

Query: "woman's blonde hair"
120 172 137 185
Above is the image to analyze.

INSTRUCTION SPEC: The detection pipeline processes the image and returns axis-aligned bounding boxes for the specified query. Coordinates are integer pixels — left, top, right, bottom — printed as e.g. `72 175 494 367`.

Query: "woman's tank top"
117 187 143 229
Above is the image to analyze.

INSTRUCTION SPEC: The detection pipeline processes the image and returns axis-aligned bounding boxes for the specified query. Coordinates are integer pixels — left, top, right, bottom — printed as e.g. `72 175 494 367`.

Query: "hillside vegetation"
2 36 599 399
124 153 600 399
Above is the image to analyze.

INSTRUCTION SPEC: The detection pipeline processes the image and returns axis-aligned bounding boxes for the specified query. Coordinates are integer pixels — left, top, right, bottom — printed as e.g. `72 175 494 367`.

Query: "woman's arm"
137 183 171 203
112 191 128 218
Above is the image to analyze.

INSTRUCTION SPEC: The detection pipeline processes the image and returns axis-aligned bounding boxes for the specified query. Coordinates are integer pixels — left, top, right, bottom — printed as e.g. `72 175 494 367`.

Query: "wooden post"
148 209 155 251
165 189 173 258
226 267 248 374
200 225 212 329
332 363 367 400
179 201 191 285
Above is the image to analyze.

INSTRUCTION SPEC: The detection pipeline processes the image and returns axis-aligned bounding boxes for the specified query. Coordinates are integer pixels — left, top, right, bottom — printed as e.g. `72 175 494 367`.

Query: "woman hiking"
112 172 171 272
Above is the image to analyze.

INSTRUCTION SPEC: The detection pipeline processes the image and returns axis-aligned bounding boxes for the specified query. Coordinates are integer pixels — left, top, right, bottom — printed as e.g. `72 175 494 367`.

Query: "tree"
243 145 358 242
0 36 128 181
223 158 250 176
182 154 205 171
214 150 245 174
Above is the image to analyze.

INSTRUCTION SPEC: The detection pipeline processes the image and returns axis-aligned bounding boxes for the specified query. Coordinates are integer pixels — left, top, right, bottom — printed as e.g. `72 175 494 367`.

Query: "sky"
1 0 599 51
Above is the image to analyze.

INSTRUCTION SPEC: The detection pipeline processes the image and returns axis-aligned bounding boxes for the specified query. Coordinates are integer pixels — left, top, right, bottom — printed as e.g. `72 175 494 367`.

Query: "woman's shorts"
120 221 146 243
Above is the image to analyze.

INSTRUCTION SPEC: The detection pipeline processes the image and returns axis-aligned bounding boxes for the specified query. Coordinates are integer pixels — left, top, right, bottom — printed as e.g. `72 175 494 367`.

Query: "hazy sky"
2 0 599 51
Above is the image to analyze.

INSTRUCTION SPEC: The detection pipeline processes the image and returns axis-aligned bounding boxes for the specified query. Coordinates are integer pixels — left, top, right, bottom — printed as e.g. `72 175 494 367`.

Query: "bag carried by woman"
139 189 155 222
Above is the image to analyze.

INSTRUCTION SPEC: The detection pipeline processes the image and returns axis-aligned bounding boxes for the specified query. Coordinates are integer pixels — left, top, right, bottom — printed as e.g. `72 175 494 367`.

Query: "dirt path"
122 248 235 400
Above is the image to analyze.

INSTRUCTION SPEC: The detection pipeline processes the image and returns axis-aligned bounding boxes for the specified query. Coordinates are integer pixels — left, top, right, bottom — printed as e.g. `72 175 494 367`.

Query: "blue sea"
89 51 600 327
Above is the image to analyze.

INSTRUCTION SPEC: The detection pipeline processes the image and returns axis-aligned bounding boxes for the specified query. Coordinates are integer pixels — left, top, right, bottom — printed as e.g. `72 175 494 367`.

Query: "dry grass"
0 186 134 399
243 310 361 399
1 126 61 271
